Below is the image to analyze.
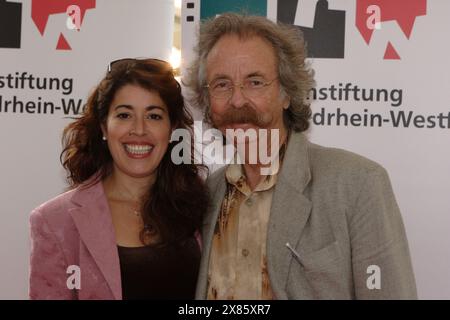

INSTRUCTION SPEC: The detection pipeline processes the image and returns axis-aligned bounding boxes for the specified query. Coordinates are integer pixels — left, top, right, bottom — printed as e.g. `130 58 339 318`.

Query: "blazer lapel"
198 133 313 299
267 133 312 299
69 179 122 300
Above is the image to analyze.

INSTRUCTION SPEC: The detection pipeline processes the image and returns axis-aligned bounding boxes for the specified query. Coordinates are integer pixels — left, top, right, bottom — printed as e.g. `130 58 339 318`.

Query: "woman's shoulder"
30 190 80 233
31 178 102 223
32 188 76 214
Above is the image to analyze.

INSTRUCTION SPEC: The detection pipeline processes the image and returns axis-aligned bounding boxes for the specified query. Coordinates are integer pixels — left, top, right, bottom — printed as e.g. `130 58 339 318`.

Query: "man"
184 13 417 299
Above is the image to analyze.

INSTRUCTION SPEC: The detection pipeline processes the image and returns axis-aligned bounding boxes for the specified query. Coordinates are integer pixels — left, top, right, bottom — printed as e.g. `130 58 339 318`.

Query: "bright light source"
175 0 182 10
170 47 181 70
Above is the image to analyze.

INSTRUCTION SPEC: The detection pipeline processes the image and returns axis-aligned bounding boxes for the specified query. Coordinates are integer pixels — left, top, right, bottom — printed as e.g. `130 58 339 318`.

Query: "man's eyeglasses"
204 77 278 99
107 58 172 73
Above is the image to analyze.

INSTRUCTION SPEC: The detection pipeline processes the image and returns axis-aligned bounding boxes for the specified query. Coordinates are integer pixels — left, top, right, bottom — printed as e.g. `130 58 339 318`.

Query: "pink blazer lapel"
69 180 122 300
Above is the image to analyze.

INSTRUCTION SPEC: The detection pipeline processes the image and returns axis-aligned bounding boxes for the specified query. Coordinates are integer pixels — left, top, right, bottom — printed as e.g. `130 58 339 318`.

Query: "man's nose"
228 85 248 108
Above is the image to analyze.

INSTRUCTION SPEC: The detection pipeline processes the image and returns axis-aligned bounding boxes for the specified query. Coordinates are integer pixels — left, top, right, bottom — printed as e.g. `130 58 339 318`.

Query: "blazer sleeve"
29 208 74 300
349 166 418 299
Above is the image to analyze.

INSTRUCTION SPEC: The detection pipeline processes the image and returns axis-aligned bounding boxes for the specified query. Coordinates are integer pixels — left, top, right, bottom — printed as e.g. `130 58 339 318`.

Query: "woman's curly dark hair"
61 59 208 246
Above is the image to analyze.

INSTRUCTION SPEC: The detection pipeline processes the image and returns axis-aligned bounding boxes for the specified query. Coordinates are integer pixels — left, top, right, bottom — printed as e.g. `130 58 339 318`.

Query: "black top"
117 236 200 300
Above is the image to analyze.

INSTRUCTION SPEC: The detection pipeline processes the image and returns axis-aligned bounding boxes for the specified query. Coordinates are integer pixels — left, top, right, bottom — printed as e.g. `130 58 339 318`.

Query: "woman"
29 59 208 299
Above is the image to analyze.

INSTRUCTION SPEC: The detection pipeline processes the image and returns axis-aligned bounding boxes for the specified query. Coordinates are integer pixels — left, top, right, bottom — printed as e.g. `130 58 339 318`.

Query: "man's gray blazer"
196 132 417 299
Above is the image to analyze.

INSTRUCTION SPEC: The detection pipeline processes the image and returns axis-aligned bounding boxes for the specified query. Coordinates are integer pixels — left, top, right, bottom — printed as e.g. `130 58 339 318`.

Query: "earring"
102 136 107 141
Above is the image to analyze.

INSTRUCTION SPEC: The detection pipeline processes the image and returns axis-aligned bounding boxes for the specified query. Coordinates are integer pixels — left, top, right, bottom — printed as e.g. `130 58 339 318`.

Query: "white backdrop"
181 0 450 299
0 0 174 299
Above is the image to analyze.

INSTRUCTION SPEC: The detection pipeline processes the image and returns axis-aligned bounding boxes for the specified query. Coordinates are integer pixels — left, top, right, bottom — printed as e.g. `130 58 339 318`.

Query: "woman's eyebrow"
113 105 167 112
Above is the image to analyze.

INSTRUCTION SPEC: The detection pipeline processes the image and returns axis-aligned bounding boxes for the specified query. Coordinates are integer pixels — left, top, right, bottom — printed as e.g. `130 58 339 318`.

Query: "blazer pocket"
287 241 350 299
296 241 342 273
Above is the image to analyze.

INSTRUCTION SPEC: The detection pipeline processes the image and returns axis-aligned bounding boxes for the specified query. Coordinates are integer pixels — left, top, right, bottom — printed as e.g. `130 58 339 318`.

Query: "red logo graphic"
31 0 96 50
356 0 427 59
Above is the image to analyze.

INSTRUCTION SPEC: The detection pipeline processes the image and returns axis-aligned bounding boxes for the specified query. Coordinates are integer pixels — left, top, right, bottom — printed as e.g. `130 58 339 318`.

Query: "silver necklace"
130 202 141 217
115 188 142 217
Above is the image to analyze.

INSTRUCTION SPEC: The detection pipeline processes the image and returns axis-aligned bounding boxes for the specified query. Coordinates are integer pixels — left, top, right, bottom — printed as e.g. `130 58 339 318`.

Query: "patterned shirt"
207 163 278 300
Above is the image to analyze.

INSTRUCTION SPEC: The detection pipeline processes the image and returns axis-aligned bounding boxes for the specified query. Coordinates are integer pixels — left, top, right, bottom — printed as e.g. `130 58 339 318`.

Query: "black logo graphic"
0 0 22 48
277 0 346 58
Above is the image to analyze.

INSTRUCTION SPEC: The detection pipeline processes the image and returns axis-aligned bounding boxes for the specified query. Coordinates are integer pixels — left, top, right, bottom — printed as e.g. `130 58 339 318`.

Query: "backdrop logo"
32 0 96 50
277 0 426 60
0 0 23 49
277 0 346 59
356 0 427 59
0 0 96 50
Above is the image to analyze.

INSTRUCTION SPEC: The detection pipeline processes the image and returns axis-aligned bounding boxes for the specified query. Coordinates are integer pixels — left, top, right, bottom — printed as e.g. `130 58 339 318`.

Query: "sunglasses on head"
107 58 172 73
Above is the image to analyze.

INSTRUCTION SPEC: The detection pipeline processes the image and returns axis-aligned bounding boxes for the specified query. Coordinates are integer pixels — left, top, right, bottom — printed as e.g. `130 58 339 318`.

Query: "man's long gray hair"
183 13 315 132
